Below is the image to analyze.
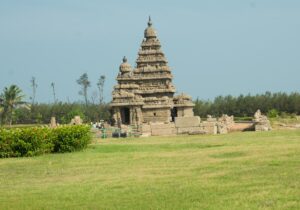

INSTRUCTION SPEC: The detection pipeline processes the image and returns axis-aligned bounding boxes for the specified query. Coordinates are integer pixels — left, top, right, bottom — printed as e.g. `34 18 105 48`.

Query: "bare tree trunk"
84 87 88 106
51 82 56 103
8 108 12 127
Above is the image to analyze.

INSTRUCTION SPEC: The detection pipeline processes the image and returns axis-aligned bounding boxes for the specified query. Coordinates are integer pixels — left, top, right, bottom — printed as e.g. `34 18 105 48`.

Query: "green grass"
1 130 300 210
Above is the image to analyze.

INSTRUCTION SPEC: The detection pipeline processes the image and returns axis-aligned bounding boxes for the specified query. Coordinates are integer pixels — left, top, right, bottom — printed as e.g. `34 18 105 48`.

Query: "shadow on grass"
89 143 226 153
210 151 246 159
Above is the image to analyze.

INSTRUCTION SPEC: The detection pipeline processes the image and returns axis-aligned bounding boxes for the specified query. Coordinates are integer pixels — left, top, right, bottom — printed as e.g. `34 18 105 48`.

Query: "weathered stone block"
142 124 151 133
177 107 194 117
200 122 217 134
217 123 228 134
70 115 82 125
150 123 175 130
177 127 204 135
50 117 57 128
175 116 200 128
255 123 272 131
151 128 176 136
150 123 176 136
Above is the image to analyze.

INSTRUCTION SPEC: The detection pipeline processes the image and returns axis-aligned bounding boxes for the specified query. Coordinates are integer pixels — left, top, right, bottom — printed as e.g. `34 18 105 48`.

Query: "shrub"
0 128 17 158
11 127 54 157
267 109 279 118
0 127 53 157
52 125 91 153
0 125 91 158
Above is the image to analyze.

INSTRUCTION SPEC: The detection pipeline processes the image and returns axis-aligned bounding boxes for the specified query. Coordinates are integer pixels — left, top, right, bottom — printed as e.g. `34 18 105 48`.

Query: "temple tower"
110 17 194 127
133 16 176 122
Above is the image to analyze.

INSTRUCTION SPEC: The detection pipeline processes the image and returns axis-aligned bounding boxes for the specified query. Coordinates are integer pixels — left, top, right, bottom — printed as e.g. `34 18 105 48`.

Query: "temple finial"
122 56 127 63
148 16 152 27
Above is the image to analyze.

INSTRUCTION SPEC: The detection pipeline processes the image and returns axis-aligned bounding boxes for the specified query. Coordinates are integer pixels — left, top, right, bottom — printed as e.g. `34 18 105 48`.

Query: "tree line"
1 74 300 126
0 73 108 126
194 92 300 118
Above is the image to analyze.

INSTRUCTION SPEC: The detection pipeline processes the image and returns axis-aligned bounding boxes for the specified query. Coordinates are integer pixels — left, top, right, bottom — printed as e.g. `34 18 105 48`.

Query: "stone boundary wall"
108 112 272 137
143 116 216 136
140 112 271 136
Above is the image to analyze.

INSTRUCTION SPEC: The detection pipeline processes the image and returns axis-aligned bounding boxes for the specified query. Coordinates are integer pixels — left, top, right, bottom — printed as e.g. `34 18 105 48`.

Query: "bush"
52 125 91 153
0 127 53 157
267 109 279 118
0 125 91 158
0 129 17 157
12 127 54 157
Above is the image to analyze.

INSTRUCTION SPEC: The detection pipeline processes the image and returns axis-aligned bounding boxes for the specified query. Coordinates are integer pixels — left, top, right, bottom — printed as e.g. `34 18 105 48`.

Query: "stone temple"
110 17 195 131
110 17 271 136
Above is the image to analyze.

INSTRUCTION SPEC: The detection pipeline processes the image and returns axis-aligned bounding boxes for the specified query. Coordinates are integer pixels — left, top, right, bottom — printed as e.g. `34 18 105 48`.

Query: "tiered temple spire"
111 17 193 126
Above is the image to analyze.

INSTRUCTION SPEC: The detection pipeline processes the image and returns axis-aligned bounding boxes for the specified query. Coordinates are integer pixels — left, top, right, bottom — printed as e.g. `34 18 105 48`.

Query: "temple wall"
176 107 194 117
142 108 170 123
139 116 226 136
150 123 176 136
175 116 200 128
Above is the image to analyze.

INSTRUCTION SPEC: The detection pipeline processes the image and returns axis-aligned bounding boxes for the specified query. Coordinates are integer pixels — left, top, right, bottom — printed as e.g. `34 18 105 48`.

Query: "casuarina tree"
97 75 105 104
77 73 91 106
51 82 57 103
30 77 37 105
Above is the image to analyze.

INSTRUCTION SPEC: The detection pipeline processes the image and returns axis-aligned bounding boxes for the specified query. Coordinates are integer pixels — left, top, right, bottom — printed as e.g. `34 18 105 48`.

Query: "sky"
0 0 299 103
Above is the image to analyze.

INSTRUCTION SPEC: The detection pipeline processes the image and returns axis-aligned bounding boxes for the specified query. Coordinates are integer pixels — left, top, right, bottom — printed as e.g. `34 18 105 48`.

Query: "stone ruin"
49 116 84 128
138 114 235 136
217 114 235 134
253 109 272 131
109 17 271 137
50 116 57 128
70 116 83 125
110 17 238 136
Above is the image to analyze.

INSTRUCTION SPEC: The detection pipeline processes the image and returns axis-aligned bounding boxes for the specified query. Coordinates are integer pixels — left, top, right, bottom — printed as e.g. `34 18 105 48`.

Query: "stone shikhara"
110 17 195 128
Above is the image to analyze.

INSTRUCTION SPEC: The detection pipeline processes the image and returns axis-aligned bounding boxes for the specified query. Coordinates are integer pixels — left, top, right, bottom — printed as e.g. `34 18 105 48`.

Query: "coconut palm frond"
1 85 26 126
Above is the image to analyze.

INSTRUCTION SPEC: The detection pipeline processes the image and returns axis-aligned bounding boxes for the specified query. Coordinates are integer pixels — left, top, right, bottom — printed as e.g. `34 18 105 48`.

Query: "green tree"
30 76 38 105
77 73 91 106
0 85 27 126
51 82 57 103
97 75 106 104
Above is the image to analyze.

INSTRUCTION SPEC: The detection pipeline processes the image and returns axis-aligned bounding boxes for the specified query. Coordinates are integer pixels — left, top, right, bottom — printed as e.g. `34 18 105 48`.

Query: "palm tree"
0 85 27 126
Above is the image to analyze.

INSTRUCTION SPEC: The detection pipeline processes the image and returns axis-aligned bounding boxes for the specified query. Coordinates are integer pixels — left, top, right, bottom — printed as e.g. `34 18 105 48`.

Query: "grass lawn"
0 130 300 210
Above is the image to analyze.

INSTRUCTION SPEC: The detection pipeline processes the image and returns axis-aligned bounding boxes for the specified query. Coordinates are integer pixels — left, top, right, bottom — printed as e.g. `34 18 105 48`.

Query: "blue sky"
0 0 299 103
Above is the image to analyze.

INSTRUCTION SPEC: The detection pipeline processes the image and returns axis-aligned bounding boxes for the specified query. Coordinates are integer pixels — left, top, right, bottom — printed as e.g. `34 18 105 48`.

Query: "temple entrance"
171 107 177 122
121 107 130 124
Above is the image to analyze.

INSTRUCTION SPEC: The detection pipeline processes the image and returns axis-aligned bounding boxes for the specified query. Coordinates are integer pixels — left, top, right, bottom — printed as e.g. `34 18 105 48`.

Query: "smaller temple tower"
111 56 144 126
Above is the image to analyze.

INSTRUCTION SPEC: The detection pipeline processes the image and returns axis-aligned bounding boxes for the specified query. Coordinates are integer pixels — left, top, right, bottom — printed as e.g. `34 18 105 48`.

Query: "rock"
217 114 235 134
253 110 272 131
50 117 57 128
70 116 82 125
200 122 217 134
